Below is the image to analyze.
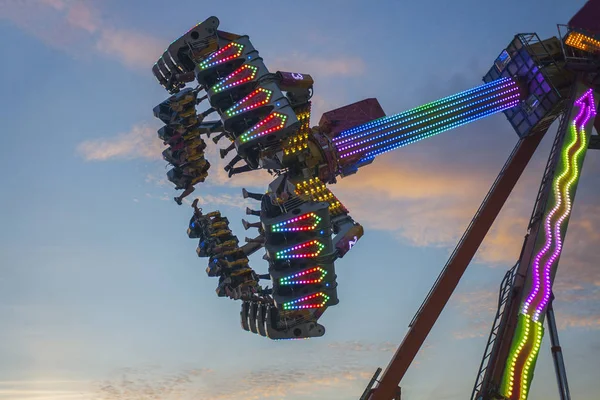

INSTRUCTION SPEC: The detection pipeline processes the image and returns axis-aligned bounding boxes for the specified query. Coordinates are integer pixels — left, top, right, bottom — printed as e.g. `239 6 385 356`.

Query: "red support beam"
369 130 546 400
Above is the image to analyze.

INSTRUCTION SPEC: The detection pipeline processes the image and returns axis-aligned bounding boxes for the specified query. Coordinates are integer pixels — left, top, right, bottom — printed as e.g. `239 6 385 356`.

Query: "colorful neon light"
335 77 516 142
198 42 244 70
239 112 287 143
275 239 325 259
565 31 600 53
279 267 328 285
282 292 330 310
271 212 322 232
337 91 519 157
225 88 273 117
501 89 596 400
210 64 259 94
333 78 521 160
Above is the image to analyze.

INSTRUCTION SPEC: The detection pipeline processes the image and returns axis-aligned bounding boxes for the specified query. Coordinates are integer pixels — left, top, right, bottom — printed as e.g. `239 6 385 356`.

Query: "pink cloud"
65 1 100 33
96 27 164 69
1 0 163 70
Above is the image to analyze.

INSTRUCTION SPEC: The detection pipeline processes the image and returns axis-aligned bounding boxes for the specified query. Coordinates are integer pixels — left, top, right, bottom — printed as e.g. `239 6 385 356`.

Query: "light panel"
225 87 273 117
239 112 287 143
198 42 244 70
210 64 258 94
274 239 326 259
282 292 330 310
565 31 600 53
271 212 322 232
279 267 328 285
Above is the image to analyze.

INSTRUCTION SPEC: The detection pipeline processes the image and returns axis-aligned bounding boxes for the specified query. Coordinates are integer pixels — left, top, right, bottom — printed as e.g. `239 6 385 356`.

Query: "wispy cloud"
0 379 90 400
77 124 164 161
270 53 367 77
0 0 163 69
88 343 396 400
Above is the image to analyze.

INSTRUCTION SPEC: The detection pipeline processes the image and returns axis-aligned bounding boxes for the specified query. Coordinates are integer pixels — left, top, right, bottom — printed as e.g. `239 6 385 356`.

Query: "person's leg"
242 188 263 201
212 131 228 144
245 235 265 244
245 207 261 217
224 155 242 170
174 184 195 205
219 142 236 159
228 164 253 178
242 219 261 230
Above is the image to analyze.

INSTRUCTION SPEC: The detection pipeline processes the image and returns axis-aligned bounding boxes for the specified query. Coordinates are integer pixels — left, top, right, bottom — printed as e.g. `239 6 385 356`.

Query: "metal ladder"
470 263 518 400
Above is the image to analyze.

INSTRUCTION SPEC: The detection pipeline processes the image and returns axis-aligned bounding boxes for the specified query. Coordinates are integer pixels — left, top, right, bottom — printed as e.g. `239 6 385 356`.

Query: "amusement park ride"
150 1 600 399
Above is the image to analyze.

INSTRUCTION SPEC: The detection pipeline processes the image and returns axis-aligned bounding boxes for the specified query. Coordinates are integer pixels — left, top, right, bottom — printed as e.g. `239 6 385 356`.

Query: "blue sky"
1 0 599 399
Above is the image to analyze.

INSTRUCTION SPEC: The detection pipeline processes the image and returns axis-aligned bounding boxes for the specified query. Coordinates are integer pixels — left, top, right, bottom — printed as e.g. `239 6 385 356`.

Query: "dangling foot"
228 168 234 178
242 219 250 230
242 188 249 199
174 197 182 205
219 148 228 159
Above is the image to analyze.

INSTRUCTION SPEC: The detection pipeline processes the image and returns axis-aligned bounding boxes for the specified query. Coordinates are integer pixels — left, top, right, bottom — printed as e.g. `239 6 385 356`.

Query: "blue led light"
335 81 519 152
336 87 520 157
334 77 514 141
356 99 520 160
351 98 520 159
335 82 516 148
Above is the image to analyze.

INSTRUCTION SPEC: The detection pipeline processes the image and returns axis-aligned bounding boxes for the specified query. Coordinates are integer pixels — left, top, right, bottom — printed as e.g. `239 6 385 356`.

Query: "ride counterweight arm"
333 77 523 164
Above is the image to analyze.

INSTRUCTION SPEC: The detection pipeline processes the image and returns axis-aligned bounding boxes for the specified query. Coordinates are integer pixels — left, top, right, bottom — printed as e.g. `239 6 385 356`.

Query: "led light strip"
225 88 273 117
271 212 322 232
334 77 515 141
198 42 244 70
282 292 330 310
210 64 258 93
342 96 520 160
335 79 518 147
502 89 596 400
502 314 543 400
239 112 288 143
275 239 325 259
336 86 519 154
279 267 328 285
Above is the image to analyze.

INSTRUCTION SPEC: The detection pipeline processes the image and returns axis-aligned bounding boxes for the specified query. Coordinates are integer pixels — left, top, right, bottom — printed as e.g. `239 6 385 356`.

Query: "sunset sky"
1 0 599 399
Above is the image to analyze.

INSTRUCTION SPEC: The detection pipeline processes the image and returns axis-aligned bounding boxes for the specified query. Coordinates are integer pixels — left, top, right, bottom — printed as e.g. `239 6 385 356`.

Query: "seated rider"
174 160 211 205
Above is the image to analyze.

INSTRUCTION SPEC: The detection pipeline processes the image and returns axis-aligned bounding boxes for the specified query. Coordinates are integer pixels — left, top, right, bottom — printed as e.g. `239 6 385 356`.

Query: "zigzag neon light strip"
275 239 325 259
225 88 273 117
271 212 322 232
198 42 244 70
239 112 287 143
210 64 259 94
282 292 330 310
501 89 596 400
279 267 327 285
